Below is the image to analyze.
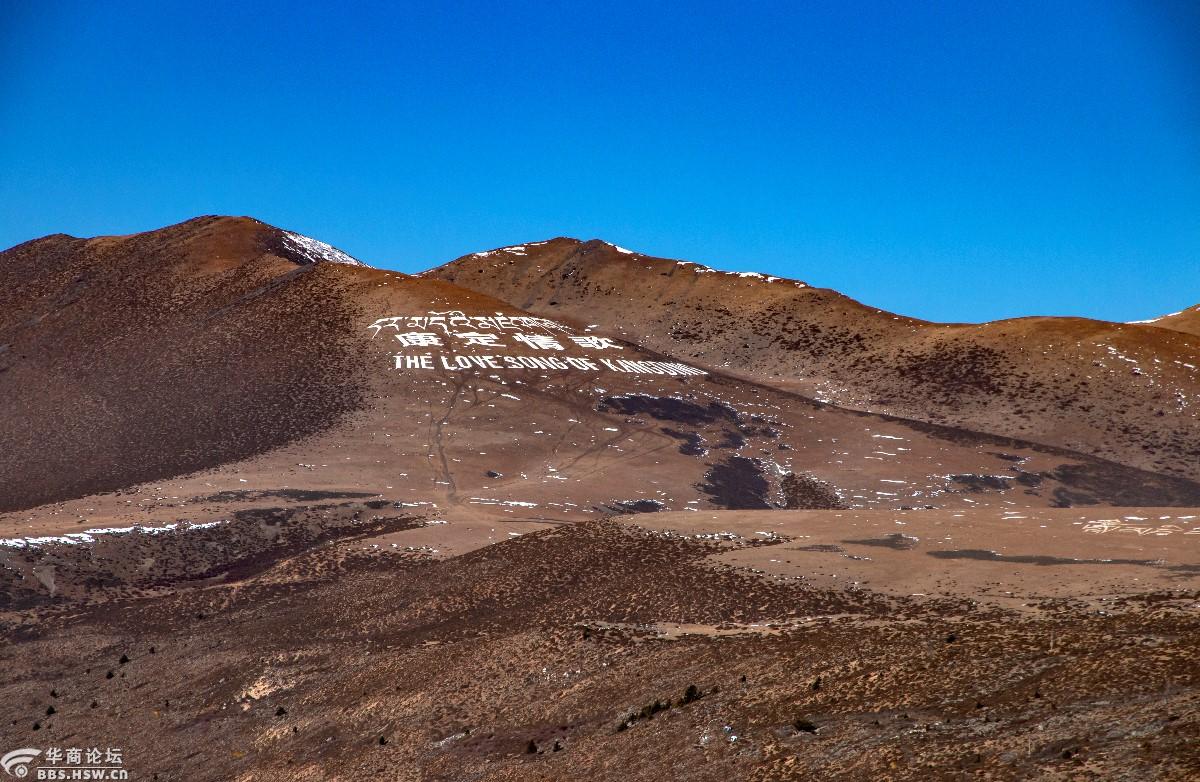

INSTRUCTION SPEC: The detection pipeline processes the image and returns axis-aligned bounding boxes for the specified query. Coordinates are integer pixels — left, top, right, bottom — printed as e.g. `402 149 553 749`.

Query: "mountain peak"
172 215 370 268
275 229 368 268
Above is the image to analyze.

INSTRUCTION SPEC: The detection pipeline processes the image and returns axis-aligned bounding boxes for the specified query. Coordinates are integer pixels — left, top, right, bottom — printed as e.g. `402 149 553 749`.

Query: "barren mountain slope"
426 239 1200 481
0 216 382 511
5 220 1199 529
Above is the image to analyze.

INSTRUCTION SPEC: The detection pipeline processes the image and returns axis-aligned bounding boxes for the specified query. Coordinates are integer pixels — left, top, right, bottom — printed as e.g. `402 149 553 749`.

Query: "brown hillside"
426 239 1200 481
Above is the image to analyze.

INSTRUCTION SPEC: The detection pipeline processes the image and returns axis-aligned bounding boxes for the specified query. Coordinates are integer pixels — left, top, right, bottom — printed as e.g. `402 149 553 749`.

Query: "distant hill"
427 238 1200 481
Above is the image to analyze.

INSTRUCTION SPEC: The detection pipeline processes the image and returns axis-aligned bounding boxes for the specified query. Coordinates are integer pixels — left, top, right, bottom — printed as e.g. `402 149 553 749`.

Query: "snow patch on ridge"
448 238 808 288
1128 307 1192 325
674 260 806 287
603 241 636 255
470 241 551 259
0 520 228 550
282 231 368 267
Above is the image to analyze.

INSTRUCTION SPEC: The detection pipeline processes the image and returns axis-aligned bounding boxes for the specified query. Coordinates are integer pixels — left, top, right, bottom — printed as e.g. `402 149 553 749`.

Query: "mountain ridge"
428 236 1200 481
427 234 1197 328
5 216 1197 515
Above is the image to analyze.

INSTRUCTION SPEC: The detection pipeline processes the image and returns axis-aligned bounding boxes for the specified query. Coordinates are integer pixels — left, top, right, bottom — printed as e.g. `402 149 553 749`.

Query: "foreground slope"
426 239 1200 481
2 510 1198 781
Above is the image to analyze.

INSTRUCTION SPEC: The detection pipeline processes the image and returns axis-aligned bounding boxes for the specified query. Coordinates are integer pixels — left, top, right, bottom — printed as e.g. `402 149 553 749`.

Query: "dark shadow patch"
950 474 1012 492
599 394 738 426
193 489 380 504
844 533 920 550
927 549 1164 567
1046 462 1200 508
697 457 771 510
1051 487 1098 507
1013 471 1044 487
661 428 706 456
607 499 666 515
892 420 1200 507
713 430 747 449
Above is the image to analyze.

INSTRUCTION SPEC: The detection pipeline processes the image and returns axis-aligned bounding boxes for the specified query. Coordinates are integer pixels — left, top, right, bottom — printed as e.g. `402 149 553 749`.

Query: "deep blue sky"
2 1 1197 322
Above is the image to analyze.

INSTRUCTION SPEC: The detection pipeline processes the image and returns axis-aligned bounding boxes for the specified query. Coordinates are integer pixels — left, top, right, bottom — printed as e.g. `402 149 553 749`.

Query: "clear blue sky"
2 1 1197 322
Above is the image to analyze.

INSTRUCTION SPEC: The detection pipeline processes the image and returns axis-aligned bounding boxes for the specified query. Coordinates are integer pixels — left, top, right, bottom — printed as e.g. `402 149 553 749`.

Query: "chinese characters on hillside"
368 311 706 376
1081 518 1200 536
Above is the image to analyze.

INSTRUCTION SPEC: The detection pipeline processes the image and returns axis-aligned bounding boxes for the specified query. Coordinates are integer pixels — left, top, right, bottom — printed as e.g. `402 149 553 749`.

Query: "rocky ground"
2 506 1198 781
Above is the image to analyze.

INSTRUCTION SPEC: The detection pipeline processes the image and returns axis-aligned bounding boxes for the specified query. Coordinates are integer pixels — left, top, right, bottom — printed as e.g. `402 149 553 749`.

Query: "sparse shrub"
639 699 668 719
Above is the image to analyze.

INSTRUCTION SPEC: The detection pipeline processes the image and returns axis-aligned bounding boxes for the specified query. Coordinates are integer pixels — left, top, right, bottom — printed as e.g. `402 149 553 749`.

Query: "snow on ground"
1127 308 1187 325
0 520 227 549
468 498 539 508
282 231 368 267
472 244 529 258
604 241 636 255
671 259 807 286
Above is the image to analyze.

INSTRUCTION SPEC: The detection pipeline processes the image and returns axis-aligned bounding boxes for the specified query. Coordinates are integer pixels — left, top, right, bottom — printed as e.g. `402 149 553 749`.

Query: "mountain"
426 238 1200 481
0 216 373 510
4 218 1198 520
2 218 1198 780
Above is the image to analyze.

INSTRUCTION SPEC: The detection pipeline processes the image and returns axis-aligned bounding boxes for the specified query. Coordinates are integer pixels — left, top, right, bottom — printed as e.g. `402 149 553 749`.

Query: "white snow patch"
1128 308 1187 325
604 242 636 255
468 498 539 508
281 231 367 267
473 244 530 258
0 520 228 549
